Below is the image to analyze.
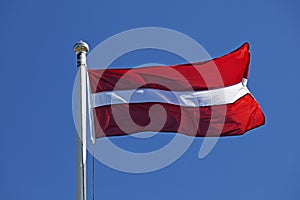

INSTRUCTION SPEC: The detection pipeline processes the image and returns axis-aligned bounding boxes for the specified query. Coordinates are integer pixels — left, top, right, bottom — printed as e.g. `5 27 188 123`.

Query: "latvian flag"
87 43 265 139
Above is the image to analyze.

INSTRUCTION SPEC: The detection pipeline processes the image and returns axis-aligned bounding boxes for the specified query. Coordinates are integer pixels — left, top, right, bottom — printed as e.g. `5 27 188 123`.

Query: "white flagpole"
74 41 89 200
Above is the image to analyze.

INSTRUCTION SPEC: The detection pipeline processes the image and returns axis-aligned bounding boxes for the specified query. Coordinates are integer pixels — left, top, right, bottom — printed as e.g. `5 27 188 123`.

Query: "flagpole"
74 41 89 200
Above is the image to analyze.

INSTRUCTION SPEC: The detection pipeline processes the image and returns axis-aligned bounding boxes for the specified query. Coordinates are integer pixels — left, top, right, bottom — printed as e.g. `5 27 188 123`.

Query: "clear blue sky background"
1 0 299 199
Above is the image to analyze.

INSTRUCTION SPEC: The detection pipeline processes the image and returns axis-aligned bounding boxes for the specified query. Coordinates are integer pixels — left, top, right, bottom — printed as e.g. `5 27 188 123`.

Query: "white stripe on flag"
90 79 250 108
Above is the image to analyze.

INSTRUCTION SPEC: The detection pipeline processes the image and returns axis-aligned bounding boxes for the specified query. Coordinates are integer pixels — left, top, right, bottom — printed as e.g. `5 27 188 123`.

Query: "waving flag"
87 43 265 138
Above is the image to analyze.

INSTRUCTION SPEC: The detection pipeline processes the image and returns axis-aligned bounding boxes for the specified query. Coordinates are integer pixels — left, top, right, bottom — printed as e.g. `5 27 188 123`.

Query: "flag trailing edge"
87 43 265 140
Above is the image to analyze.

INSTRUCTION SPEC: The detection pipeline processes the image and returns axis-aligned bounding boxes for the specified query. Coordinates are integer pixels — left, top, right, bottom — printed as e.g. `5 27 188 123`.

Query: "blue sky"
1 0 299 199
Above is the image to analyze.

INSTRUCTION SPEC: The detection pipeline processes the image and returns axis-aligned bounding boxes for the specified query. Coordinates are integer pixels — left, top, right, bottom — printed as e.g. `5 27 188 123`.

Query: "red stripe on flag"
92 94 265 138
88 43 250 93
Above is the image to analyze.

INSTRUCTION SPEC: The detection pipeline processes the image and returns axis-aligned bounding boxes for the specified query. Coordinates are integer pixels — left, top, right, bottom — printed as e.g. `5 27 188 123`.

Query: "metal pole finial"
74 40 89 54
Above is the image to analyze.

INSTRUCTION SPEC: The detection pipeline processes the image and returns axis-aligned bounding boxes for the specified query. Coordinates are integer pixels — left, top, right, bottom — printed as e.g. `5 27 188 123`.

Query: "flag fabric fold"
87 43 265 138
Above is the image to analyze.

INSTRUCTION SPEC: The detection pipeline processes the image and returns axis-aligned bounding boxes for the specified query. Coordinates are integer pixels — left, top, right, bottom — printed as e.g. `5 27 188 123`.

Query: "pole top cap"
74 40 89 54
